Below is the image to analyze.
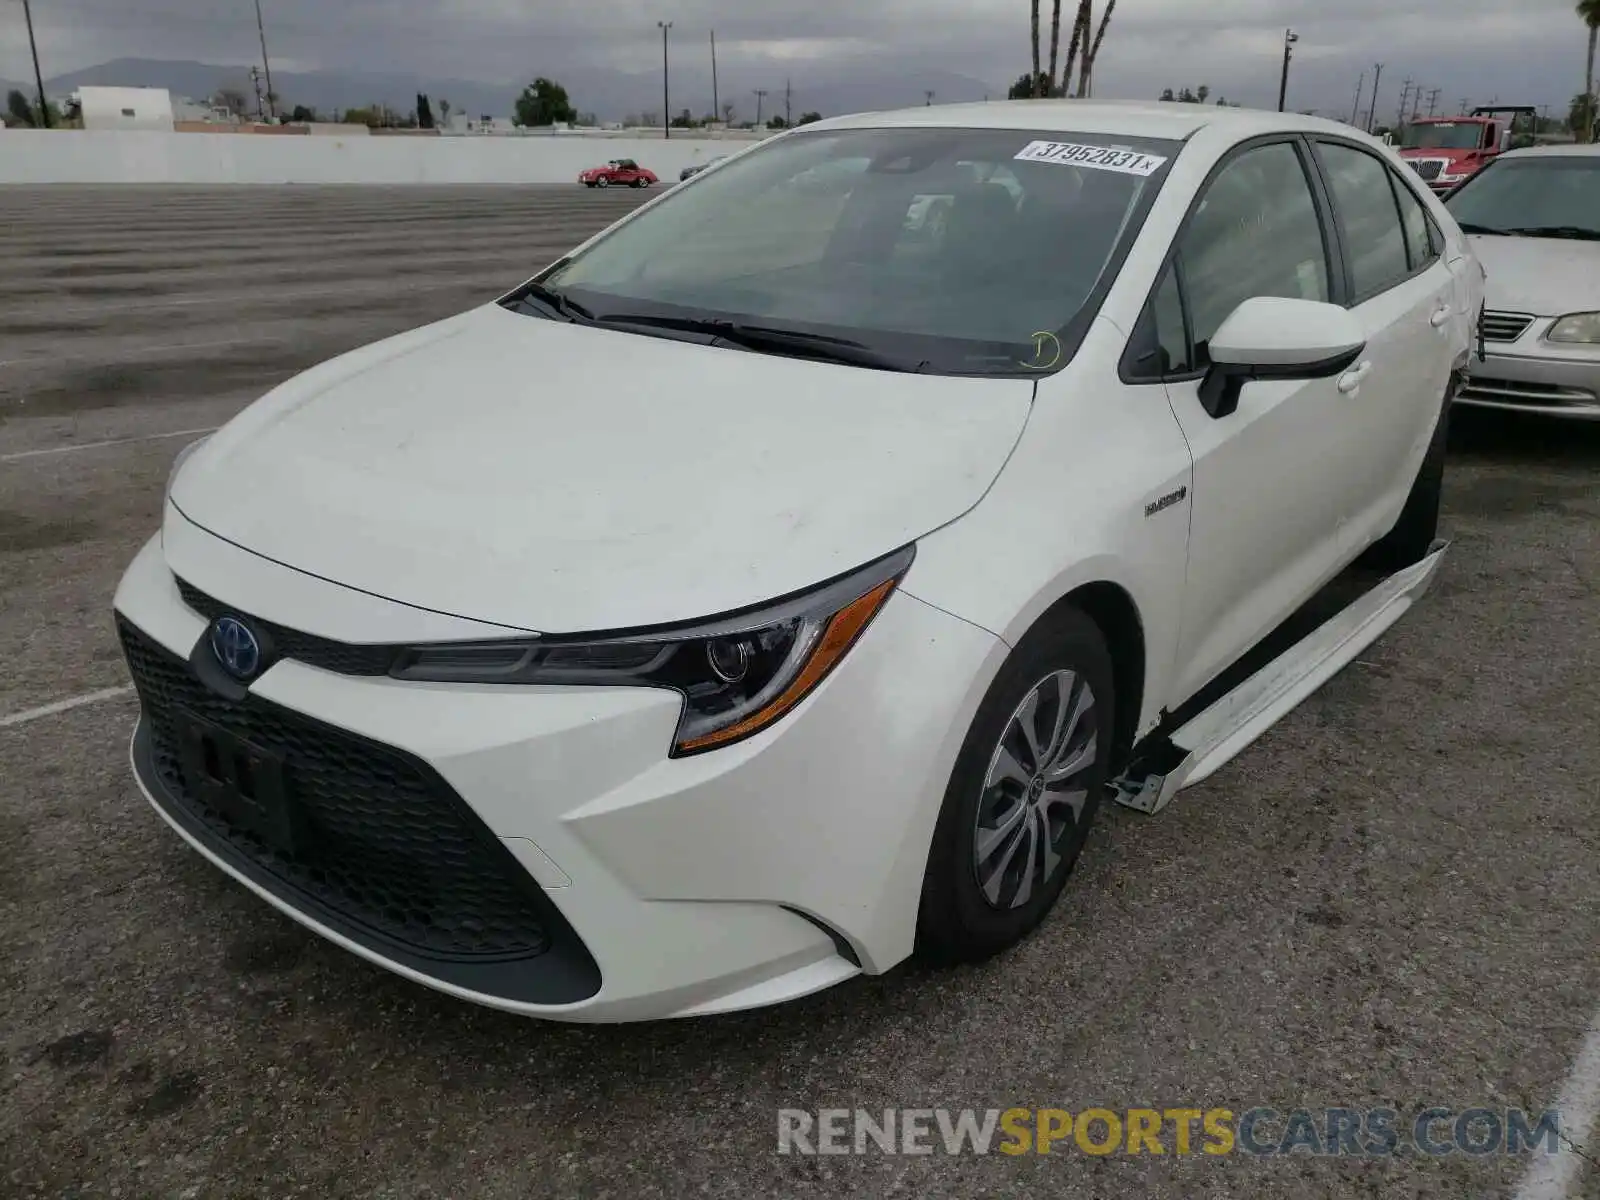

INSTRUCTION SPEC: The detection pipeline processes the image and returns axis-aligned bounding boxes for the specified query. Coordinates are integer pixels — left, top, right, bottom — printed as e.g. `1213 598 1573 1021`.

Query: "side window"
1389 169 1439 271
1152 264 1191 374
1317 142 1412 302
1123 263 1191 380
1178 142 1331 366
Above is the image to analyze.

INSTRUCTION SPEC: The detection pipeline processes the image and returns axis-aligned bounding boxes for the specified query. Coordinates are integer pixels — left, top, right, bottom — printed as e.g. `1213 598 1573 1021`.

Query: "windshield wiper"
1503 225 1600 241
1456 222 1510 236
591 313 929 373
501 279 596 322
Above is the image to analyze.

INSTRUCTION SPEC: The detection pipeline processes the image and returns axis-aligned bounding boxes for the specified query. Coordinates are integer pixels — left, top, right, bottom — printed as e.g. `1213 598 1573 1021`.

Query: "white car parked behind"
116 101 1482 1023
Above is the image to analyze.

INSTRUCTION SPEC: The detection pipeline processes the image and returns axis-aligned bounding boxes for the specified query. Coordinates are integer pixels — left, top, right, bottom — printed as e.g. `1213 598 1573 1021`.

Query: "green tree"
290 104 318 122
6 89 37 127
767 114 788 129
1579 0 1600 141
515 77 576 126
1009 72 1057 99
417 94 435 129
796 111 822 125
1573 91 1598 141
671 107 696 128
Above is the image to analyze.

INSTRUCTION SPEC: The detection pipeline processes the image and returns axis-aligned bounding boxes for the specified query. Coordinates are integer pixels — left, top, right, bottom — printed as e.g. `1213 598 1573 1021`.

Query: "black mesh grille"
119 616 552 962
176 578 396 676
1409 159 1444 181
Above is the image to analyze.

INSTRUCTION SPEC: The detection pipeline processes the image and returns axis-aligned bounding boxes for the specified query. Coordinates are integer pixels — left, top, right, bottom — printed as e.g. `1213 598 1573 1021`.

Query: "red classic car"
579 159 659 189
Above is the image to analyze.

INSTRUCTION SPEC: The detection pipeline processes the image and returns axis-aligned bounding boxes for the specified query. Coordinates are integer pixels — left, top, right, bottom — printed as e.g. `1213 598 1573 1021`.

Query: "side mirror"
1199 297 1366 418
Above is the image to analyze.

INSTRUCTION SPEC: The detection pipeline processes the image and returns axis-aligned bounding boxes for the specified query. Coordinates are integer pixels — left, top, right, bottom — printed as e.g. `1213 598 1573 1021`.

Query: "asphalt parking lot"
1 184 1597 1200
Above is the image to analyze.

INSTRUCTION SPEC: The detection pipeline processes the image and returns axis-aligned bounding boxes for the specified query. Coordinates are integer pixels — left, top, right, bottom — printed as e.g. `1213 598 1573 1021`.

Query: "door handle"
1429 306 1453 328
1337 361 1373 394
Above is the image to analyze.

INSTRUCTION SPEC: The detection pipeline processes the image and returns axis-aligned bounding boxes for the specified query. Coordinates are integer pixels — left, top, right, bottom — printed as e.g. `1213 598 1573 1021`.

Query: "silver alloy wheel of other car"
972 669 1098 910
635 177 650 188
596 176 610 188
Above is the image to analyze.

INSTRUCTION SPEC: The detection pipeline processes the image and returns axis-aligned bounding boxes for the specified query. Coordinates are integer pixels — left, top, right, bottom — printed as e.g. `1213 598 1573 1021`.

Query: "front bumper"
113 529 1004 1022
1461 323 1600 420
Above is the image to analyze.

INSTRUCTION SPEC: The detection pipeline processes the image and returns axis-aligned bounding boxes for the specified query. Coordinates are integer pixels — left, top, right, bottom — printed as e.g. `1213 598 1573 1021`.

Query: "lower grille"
1409 159 1446 181
1481 311 1535 343
1458 376 1600 411
119 616 552 962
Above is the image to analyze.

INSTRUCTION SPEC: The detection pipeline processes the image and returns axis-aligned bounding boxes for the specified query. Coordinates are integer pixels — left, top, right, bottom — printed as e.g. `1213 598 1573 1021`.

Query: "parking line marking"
0 426 219 463
1514 1007 1600 1200
0 686 134 730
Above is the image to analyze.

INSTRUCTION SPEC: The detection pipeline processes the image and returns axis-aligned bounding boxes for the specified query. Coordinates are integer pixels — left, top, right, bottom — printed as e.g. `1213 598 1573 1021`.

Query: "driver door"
1154 139 1357 706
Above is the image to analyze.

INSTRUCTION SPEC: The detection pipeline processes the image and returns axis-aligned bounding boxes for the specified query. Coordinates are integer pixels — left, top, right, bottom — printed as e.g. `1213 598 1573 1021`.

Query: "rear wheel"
915 607 1114 965
634 177 651 188
1359 386 1451 571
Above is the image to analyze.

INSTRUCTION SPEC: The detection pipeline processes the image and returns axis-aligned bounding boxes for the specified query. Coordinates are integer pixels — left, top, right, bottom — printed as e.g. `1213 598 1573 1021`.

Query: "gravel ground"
1 185 1597 1200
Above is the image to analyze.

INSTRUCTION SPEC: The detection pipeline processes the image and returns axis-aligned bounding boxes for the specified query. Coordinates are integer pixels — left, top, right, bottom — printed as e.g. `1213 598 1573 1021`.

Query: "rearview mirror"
1199 297 1366 418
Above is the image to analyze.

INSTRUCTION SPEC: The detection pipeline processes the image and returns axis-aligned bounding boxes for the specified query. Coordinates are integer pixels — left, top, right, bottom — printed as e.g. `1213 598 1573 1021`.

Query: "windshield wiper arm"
1456 222 1510 236
592 313 927 372
1503 225 1600 241
501 279 596 322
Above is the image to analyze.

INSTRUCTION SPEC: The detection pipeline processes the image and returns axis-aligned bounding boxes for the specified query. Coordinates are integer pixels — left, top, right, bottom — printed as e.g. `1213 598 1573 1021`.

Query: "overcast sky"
2 0 1590 116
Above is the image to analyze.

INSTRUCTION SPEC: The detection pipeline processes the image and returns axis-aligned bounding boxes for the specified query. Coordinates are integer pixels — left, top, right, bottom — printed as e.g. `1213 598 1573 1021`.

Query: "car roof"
1498 142 1600 160
809 99 1372 143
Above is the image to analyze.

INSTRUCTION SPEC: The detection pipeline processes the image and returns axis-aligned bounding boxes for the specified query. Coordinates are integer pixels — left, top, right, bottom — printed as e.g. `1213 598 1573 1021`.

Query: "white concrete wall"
0 130 759 185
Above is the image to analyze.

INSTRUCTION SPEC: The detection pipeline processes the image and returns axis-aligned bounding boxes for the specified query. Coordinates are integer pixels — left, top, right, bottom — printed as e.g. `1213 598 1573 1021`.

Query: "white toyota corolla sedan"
115 101 1482 1022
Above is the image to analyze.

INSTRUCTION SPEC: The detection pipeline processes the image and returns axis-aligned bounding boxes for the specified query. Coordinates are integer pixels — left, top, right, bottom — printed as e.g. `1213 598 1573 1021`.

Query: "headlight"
166 435 210 499
1547 312 1600 344
391 545 914 755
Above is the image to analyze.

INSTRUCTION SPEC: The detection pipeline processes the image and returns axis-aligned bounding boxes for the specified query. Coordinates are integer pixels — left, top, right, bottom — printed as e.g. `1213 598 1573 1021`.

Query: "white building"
76 86 176 131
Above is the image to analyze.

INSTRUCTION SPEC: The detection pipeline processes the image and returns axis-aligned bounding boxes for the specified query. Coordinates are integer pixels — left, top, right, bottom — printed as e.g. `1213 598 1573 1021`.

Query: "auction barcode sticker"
1013 141 1168 176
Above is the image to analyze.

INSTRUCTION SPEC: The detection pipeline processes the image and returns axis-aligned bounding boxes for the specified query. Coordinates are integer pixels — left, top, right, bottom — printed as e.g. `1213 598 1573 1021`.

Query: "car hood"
1468 234 1600 316
170 304 1034 634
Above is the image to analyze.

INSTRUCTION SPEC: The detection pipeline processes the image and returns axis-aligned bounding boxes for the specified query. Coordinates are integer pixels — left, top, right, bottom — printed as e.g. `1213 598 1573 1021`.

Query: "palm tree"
1031 0 1043 97
1081 0 1118 97
1047 0 1063 98
1580 0 1600 141
1062 4 1087 98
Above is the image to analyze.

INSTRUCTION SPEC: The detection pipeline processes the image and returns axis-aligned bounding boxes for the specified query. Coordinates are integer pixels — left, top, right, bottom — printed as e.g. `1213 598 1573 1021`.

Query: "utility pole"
254 0 276 119
1426 87 1441 117
1365 63 1383 131
248 65 265 122
784 77 791 126
924 90 935 106
1395 78 1413 131
709 30 718 127
658 21 672 139
20 0 50 127
753 88 766 127
1277 28 1298 112
1349 71 1366 126
1411 86 1423 122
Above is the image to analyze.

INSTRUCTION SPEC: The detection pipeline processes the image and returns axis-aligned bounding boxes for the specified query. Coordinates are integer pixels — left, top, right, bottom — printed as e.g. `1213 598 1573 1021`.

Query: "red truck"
1396 106 1538 195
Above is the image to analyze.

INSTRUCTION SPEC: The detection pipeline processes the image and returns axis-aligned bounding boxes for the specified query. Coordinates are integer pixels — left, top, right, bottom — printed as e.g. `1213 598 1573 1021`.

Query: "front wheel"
595 176 610 189
915 606 1114 965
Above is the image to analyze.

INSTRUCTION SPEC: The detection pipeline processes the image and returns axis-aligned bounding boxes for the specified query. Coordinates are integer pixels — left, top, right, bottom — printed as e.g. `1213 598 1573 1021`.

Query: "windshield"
1402 122 1484 151
536 126 1179 375
1445 157 1600 237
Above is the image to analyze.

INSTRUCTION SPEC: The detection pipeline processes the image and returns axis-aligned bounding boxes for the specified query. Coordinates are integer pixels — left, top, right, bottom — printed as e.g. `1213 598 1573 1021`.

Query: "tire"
1358 386 1450 571
915 606 1115 965
634 177 651 188
595 176 610 189
584 182 596 188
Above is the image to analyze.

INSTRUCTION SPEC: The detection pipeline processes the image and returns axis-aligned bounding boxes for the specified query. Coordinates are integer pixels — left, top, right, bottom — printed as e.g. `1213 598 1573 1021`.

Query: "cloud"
2 0 1590 117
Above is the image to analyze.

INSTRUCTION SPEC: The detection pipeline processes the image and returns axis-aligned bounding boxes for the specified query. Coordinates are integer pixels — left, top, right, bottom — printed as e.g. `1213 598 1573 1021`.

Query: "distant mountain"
40 57 1000 124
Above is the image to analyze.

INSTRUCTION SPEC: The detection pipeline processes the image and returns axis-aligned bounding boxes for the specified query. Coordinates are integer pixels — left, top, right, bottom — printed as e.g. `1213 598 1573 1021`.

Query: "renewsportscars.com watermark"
777 1107 1567 1157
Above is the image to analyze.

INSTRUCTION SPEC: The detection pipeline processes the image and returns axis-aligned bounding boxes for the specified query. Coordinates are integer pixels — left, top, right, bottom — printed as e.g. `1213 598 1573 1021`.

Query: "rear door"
1308 138 1458 554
